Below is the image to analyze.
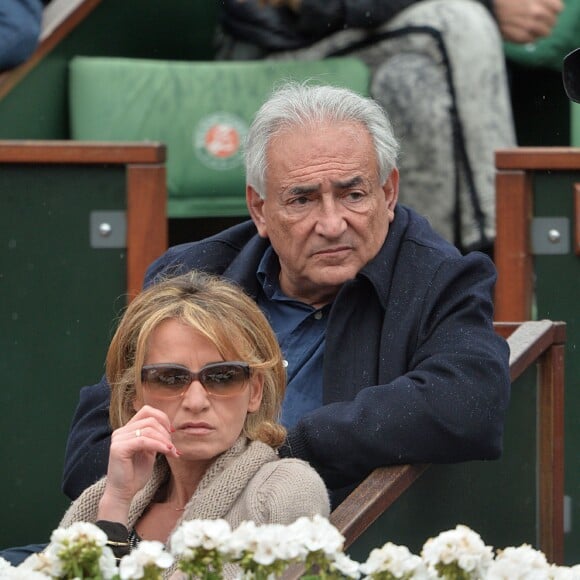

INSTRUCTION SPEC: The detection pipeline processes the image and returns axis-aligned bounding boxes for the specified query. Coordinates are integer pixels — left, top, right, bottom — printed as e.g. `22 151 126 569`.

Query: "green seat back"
69 56 371 218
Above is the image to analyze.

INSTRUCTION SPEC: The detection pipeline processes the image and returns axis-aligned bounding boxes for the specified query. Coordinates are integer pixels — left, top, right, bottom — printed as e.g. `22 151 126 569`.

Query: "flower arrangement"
1 518 579 579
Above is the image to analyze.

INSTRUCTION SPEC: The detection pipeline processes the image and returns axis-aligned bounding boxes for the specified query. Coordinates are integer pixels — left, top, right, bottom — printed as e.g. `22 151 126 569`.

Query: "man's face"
247 121 399 307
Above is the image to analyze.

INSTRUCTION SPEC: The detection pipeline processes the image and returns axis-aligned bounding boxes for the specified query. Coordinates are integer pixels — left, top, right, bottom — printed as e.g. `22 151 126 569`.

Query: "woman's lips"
176 422 214 435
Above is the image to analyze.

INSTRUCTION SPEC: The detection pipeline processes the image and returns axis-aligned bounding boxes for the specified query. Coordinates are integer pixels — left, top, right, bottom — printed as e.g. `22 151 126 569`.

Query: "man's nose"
314 198 347 238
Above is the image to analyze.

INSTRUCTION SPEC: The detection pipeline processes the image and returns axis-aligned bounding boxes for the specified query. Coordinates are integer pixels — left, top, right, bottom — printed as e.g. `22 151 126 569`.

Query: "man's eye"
346 191 365 201
288 195 311 206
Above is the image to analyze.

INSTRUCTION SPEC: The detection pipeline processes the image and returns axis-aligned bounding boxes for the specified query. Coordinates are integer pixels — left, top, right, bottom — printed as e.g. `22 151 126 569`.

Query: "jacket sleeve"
280 252 511 491
62 377 111 500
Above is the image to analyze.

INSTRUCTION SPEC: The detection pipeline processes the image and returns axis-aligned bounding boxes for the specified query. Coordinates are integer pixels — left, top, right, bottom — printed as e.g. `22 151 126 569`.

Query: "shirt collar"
256 246 283 301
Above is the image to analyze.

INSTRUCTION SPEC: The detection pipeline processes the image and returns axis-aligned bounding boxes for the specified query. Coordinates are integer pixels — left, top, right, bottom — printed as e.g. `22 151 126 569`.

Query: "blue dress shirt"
256 247 329 429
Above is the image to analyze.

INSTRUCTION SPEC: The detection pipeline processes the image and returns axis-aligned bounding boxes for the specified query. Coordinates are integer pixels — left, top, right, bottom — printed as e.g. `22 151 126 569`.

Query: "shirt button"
314 311 323 320
282 360 289 368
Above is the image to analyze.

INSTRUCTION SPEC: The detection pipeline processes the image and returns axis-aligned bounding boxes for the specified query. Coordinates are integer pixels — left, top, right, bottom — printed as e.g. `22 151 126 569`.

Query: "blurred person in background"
0 0 47 71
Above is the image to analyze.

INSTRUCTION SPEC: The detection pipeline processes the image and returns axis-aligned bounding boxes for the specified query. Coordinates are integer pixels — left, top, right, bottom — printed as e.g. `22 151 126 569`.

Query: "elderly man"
63 83 510 505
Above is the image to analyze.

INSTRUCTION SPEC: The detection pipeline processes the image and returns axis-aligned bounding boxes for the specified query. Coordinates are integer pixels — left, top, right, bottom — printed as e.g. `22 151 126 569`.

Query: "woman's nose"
181 380 210 410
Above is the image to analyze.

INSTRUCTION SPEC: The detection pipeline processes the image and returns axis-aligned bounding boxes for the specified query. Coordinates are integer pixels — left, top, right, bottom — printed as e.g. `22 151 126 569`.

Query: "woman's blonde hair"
106 271 287 448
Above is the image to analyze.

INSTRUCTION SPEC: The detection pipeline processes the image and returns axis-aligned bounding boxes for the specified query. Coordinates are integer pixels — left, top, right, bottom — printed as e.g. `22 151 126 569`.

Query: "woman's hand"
97 405 180 524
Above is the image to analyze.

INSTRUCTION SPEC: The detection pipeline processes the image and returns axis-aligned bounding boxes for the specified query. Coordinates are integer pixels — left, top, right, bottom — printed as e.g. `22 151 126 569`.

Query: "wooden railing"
285 319 566 576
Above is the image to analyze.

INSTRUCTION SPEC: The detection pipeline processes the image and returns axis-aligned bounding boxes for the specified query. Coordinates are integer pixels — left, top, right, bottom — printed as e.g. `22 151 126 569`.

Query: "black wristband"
95 520 131 559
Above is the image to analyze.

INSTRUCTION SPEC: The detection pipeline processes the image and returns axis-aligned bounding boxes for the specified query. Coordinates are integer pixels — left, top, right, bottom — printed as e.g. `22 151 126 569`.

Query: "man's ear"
383 168 399 223
246 185 268 238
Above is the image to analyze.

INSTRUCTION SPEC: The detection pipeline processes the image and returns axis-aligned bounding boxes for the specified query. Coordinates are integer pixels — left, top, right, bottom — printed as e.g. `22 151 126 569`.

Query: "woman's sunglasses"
140 362 251 399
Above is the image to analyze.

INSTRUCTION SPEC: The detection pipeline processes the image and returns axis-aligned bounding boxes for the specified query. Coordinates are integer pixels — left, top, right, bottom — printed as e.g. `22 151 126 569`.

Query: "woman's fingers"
111 405 180 458
131 404 175 434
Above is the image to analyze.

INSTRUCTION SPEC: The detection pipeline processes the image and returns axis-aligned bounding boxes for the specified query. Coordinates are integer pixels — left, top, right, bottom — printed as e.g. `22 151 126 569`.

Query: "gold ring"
135 429 142 438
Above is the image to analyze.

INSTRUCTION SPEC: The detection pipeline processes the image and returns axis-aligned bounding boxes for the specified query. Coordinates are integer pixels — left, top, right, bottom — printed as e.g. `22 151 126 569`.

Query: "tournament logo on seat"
193 112 248 170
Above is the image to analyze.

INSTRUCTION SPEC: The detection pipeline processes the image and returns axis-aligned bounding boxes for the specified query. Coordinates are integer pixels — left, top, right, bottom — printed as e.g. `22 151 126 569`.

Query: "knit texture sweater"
59 437 330 577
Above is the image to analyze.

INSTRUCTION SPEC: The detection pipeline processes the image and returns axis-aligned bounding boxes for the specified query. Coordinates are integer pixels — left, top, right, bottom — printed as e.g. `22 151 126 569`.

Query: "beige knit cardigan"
60 437 330 577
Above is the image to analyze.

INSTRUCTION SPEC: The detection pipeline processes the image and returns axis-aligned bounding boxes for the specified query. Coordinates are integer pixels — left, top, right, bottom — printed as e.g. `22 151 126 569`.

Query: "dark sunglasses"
140 362 251 399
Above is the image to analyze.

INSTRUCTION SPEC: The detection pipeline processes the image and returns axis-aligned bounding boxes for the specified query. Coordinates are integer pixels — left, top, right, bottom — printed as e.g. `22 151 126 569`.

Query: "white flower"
118 540 174 579
170 519 233 558
34 522 117 580
50 521 108 548
1 555 49 578
331 551 361 578
287 515 345 557
421 524 493 579
265 523 307 562
222 520 260 560
0 557 11 570
550 564 580 579
99 545 119 579
250 524 292 566
487 544 550 579
0 565 50 579
360 542 427 579
21 548 63 577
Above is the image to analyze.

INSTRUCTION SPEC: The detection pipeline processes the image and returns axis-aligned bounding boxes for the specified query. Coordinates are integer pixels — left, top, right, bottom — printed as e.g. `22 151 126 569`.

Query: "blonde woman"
59 271 329 572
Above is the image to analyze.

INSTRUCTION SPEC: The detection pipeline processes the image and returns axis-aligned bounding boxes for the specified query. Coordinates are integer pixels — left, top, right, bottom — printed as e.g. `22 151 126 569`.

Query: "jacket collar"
222 227 270 299
346 205 410 310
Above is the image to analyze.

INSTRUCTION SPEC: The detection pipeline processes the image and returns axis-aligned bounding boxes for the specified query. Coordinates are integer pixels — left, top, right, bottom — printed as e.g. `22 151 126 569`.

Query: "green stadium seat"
69 56 371 219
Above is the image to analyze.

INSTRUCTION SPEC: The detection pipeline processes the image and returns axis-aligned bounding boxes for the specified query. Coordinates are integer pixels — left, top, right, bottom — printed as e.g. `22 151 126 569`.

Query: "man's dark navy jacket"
62 205 510 502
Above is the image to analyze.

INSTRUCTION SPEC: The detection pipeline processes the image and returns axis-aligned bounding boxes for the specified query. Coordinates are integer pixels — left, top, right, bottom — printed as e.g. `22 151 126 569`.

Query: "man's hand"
494 0 564 44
